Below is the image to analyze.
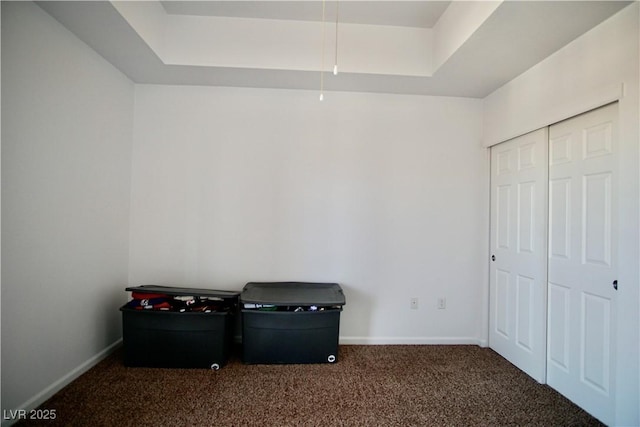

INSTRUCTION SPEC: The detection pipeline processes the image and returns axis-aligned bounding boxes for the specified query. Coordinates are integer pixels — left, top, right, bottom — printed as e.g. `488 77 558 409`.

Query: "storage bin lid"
240 282 345 306
125 285 239 300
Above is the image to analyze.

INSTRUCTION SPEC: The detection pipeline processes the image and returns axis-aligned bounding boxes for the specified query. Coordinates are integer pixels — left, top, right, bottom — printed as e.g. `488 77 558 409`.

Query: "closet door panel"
489 128 548 383
547 103 618 425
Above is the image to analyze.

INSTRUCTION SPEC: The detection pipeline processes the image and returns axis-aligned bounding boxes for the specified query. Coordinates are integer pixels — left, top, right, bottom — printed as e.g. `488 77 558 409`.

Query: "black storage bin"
241 282 345 364
120 285 239 369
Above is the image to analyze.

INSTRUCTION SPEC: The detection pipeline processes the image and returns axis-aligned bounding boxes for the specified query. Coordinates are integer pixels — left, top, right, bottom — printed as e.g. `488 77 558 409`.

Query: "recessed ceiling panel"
160 1 451 28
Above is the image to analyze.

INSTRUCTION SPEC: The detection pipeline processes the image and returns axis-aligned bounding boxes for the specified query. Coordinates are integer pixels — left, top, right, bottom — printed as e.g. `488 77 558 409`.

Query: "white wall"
1 1 134 414
129 86 486 344
482 3 639 425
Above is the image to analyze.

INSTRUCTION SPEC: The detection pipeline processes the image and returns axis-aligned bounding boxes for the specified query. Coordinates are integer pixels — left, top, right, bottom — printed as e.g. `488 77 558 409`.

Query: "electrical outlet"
437 297 446 309
410 297 419 310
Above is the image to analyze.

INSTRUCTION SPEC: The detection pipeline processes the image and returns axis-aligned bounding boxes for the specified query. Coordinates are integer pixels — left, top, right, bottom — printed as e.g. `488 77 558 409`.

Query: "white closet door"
489 128 548 383
547 103 618 425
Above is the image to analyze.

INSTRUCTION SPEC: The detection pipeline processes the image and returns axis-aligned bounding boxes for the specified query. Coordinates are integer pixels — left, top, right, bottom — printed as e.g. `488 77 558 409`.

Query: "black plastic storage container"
120 285 239 369
241 282 345 364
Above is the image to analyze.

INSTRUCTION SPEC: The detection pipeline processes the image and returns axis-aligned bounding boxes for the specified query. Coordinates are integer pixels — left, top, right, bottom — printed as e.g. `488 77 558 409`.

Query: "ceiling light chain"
320 0 339 101
320 0 326 101
334 0 339 75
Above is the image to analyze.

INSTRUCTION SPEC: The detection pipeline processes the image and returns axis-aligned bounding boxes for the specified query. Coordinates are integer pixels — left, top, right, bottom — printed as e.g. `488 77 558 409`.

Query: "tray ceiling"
37 1 631 98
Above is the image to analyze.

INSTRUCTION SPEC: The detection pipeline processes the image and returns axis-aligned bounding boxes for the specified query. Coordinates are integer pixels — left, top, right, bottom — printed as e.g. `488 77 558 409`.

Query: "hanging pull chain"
334 0 339 75
320 0 326 101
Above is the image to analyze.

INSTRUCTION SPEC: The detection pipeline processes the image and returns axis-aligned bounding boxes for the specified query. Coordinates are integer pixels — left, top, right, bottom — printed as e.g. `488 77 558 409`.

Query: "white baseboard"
339 336 485 346
235 336 486 347
236 335 487 346
2 339 122 427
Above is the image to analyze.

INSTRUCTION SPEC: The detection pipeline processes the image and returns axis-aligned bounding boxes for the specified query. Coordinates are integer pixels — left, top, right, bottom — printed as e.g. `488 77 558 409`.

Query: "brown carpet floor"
20 345 602 426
